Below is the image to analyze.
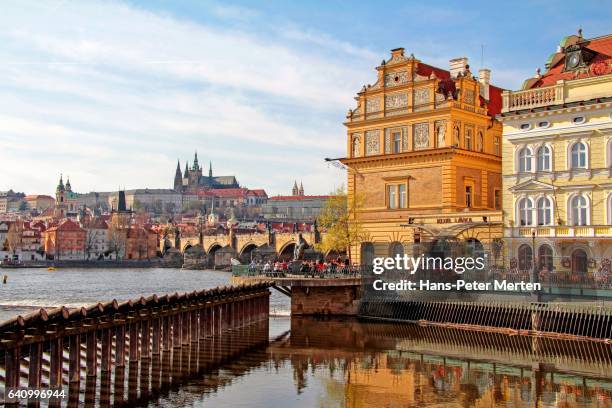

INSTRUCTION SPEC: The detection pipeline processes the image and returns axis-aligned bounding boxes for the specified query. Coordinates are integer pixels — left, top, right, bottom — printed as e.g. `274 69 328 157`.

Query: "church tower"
292 181 299 196
189 151 202 187
298 182 304 196
174 160 183 191
54 174 66 218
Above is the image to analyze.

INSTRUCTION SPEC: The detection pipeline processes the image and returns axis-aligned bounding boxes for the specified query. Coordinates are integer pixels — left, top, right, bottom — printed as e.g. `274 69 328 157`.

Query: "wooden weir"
0 282 271 406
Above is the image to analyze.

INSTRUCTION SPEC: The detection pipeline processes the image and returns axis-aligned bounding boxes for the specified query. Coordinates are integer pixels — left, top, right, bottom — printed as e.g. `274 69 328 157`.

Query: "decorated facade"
341 48 504 264
500 31 612 275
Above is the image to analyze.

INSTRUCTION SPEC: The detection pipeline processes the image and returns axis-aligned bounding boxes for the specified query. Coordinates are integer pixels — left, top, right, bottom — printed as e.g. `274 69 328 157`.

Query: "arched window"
518 244 533 271
536 197 552 226
607 139 612 168
538 244 554 272
570 142 587 169
518 198 534 226
570 195 588 226
518 147 533 172
352 137 360 157
571 249 587 274
388 242 404 257
537 145 551 171
465 128 473 150
361 242 375 266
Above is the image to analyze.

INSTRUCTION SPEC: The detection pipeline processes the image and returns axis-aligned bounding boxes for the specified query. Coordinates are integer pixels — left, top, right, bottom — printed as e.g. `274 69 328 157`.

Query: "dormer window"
563 44 595 72
520 123 532 130
572 116 585 124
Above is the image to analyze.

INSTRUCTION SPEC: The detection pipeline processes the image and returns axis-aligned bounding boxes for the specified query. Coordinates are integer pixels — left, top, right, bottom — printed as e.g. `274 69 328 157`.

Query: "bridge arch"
278 241 296 261
239 242 259 263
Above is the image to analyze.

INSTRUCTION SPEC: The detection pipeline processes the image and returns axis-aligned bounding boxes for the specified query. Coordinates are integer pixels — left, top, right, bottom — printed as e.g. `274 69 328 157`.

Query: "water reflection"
143 317 611 407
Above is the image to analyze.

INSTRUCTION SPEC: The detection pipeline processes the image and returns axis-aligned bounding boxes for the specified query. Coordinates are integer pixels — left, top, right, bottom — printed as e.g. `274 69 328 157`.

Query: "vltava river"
0 268 609 407
0 267 290 321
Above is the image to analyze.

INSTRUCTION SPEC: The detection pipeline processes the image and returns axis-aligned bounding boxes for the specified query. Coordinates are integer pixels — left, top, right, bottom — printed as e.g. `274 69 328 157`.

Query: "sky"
0 0 610 196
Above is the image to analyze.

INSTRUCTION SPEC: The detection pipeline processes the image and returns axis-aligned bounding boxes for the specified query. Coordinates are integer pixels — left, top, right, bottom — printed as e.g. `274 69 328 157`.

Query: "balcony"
514 225 612 238
501 74 612 113
502 82 563 113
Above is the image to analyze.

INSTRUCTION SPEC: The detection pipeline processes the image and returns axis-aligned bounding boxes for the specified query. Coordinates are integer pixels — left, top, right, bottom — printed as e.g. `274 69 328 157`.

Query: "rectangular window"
494 137 500 155
399 184 407 208
393 132 402 153
388 185 397 209
465 186 472 208
494 189 501 210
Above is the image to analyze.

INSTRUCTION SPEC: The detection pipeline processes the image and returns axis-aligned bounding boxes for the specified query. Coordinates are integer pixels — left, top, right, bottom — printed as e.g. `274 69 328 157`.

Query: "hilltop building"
173 152 239 192
262 183 330 221
340 48 504 264
499 31 612 274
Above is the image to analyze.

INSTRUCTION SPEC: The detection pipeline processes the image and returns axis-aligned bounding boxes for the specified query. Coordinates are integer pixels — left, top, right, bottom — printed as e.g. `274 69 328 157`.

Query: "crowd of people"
247 258 359 277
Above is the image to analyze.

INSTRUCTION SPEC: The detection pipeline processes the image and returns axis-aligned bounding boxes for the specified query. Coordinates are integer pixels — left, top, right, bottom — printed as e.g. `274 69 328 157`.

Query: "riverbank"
1 259 164 269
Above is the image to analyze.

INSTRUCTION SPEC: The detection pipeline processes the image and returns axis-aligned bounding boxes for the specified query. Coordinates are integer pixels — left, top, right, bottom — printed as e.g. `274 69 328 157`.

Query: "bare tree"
7 221 23 257
84 229 96 260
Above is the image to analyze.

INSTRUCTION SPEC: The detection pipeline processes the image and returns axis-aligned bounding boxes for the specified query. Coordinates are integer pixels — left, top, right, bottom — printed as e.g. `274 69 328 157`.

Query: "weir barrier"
0 282 271 406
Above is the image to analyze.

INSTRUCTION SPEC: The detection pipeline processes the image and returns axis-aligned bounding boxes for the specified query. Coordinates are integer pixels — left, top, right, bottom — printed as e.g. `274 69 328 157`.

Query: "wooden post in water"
162 315 170 351
141 318 151 359
68 334 81 383
151 316 161 355
181 309 190 346
100 328 112 373
128 320 139 362
49 337 63 386
115 324 126 367
28 342 43 388
173 312 182 347
86 329 97 377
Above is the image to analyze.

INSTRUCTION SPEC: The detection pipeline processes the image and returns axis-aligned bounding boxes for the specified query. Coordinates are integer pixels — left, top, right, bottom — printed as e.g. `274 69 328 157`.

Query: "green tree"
315 186 366 263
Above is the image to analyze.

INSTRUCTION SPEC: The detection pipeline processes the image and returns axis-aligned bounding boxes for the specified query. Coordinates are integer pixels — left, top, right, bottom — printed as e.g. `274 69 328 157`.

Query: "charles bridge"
162 229 322 268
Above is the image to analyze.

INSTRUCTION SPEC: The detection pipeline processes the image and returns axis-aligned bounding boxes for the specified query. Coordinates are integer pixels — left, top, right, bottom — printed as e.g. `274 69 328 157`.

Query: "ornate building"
54 175 79 219
173 152 239 192
340 48 504 264
499 31 612 274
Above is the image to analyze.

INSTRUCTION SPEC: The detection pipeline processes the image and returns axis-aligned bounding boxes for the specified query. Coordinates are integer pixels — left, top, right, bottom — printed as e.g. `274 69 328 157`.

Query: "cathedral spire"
174 159 183 191
193 151 199 170
66 176 72 192
292 180 298 196
209 161 213 178
175 159 182 176
184 161 190 177
299 181 304 196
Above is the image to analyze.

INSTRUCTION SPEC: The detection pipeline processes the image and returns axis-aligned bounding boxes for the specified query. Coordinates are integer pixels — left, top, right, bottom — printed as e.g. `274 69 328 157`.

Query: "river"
0 268 609 407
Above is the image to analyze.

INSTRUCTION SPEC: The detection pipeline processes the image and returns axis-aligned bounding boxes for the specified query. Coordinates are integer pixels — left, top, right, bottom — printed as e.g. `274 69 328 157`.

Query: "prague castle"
173 151 239 192
341 48 504 264
499 31 612 275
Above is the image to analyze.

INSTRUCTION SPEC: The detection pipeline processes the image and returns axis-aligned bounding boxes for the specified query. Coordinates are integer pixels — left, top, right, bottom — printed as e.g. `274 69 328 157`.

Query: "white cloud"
0 0 367 196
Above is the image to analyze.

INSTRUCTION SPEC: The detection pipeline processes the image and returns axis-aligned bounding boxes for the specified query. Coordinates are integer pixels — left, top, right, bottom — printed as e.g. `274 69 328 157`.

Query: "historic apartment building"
499 32 612 274
341 48 504 264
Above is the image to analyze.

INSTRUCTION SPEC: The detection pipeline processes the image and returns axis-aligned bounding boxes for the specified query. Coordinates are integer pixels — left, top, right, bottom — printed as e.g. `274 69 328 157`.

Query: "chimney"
478 68 491 99
449 57 468 78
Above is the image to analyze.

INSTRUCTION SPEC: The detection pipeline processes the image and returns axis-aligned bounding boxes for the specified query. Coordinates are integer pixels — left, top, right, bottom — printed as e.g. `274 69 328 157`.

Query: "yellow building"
340 48 504 264
499 32 612 275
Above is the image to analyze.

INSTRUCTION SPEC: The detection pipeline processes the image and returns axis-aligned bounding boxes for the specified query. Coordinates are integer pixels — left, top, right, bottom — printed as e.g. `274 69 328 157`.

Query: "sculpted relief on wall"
365 130 380 156
413 123 429 150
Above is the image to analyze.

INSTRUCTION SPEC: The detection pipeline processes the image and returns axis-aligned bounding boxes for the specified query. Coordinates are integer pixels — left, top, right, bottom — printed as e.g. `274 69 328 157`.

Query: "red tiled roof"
269 195 332 201
416 62 451 80
246 189 267 197
208 188 249 198
529 34 612 88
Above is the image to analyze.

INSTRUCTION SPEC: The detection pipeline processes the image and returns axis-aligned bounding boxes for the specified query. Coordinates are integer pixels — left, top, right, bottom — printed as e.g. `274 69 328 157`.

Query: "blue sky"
0 0 610 196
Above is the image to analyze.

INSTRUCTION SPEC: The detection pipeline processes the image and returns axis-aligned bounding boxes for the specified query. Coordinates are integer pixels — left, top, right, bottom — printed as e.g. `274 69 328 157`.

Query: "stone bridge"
173 231 321 267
